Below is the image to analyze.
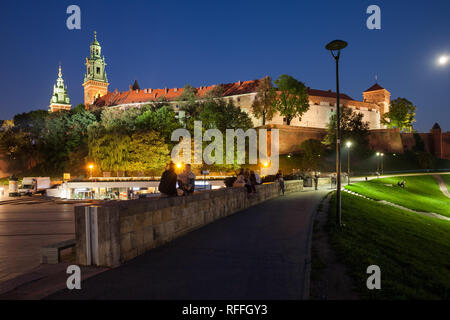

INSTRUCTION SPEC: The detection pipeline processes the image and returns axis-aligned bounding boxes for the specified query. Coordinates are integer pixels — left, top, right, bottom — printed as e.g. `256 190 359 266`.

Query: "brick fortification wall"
266 125 450 160
261 124 327 155
75 181 303 267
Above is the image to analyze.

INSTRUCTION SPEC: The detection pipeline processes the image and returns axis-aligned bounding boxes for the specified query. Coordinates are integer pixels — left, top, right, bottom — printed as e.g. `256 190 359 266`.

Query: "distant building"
94 79 391 130
49 65 71 112
84 33 391 130
82 31 109 106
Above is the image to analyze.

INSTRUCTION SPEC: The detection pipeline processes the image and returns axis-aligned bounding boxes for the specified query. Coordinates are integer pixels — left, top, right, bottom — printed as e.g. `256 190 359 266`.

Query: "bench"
40 239 76 264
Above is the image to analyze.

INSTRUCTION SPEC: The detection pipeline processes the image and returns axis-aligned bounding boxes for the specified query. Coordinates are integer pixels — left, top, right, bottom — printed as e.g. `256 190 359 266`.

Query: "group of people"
232 169 285 196
232 169 261 194
158 162 196 197
158 163 286 197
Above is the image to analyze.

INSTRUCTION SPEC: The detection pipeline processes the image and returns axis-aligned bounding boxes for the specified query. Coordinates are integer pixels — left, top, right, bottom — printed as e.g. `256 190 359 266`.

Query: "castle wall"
227 92 381 130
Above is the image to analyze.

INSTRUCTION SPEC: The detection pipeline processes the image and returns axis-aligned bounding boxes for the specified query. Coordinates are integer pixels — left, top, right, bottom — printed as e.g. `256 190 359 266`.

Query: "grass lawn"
345 175 450 217
328 192 450 299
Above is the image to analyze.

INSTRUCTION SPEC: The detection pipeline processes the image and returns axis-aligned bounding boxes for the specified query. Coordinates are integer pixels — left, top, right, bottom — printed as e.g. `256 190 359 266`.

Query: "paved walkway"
0 201 76 284
48 190 327 300
433 175 450 198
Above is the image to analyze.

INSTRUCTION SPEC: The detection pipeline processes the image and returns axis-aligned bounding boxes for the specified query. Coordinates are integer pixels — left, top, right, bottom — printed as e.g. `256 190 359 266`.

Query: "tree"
272 75 310 125
199 99 253 132
323 107 370 150
251 76 276 125
179 84 198 102
100 107 143 132
299 139 325 171
88 125 131 173
205 85 225 99
127 130 170 175
135 106 181 145
382 98 416 132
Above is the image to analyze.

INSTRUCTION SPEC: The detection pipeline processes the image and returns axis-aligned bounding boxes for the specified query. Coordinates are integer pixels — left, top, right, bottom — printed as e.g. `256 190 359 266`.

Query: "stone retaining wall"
75 181 303 267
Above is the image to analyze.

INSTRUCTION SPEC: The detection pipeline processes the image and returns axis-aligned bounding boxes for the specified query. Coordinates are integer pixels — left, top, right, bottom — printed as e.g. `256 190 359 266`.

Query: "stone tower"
363 83 391 127
49 64 71 112
82 31 109 107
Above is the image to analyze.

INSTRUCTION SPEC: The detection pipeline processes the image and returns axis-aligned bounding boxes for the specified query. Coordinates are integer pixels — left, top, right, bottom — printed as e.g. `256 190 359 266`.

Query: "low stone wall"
75 181 303 267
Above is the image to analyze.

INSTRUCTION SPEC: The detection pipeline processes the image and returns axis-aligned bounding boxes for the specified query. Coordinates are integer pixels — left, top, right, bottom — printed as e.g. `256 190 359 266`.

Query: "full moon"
438 55 449 65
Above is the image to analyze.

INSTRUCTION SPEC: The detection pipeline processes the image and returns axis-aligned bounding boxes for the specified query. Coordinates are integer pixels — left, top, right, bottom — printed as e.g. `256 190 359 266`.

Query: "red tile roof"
306 88 353 100
364 83 385 92
94 79 355 107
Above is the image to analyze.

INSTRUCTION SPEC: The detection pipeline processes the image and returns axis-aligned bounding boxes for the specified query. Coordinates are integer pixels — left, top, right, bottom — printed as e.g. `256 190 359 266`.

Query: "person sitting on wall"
233 169 247 189
254 171 262 185
178 164 196 195
158 162 178 197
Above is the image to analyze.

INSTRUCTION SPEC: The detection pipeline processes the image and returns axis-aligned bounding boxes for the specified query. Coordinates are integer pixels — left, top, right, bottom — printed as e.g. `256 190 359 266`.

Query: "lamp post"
380 153 384 175
326 39 348 227
346 141 352 185
376 152 380 176
88 164 94 179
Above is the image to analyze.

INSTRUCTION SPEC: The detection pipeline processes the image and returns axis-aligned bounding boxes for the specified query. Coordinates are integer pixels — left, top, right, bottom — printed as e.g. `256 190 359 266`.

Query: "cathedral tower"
49 64 71 112
82 31 109 107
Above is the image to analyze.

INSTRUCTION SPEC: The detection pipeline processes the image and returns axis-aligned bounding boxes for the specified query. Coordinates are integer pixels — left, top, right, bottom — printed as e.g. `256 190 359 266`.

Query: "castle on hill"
74 32 392 131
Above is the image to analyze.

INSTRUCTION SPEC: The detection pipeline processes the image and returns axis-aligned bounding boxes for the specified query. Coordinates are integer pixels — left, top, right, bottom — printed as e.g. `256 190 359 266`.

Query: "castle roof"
364 83 385 92
94 79 355 107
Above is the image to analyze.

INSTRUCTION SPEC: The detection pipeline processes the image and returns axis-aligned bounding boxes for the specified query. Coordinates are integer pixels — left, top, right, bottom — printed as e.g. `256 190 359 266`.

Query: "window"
96 67 100 74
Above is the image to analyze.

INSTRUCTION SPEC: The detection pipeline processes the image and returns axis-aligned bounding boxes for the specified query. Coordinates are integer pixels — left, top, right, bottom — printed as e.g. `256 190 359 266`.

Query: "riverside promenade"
47 189 327 300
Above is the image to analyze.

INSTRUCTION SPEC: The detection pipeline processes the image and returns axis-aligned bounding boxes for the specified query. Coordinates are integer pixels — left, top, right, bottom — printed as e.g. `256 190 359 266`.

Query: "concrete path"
0 201 76 284
433 175 450 198
47 190 327 300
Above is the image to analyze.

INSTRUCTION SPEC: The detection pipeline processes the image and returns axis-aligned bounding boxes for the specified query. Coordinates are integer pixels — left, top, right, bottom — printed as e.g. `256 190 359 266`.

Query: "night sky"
1 0 449 132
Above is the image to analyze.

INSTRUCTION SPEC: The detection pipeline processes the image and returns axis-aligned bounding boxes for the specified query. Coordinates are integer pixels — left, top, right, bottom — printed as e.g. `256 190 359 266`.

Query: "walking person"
313 171 319 190
158 162 178 197
276 170 285 195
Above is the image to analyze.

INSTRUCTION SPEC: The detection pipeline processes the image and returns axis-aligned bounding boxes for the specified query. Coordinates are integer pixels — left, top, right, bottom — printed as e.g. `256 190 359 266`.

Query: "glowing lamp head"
376 152 380 156
438 55 449 65
346 141 352 148
88 164 94 169
263 161 269 168
176 163 183 169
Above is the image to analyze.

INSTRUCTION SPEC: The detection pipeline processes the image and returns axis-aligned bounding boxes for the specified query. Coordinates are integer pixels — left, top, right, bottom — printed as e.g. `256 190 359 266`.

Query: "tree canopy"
323 107 370 151
382 98 416 132
251 76 276 126
272 74 310 125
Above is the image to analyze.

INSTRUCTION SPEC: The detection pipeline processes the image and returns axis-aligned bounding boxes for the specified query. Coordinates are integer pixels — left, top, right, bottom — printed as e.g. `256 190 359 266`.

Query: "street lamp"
376 152 380 176
380 153 384 175
346 141 352 185
88 164 94 179
326 39 348 227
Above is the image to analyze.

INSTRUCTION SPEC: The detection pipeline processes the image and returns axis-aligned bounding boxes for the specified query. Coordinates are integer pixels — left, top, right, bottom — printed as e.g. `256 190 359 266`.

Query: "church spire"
49 64 71 112
82 31 109 106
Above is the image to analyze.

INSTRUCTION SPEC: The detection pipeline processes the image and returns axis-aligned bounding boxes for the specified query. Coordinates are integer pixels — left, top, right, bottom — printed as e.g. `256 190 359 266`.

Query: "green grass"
345 175 450 217
328 192 450 299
